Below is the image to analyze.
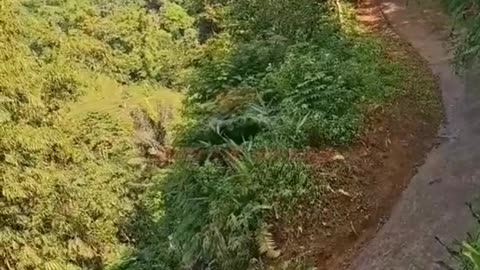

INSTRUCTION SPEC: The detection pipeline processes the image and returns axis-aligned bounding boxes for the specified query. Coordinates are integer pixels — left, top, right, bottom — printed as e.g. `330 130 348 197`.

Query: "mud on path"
273 1 444 269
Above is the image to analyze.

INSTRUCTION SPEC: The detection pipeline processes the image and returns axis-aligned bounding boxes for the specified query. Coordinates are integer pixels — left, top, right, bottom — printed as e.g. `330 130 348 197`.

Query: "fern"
257 224 281 259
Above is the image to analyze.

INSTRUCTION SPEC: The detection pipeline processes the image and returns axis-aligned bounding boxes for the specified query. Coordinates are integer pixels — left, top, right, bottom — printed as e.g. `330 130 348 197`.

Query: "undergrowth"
113 147 320 270
440 0 480 68
118 0 411 269
1 0 422 269
181 25 402 148
0 0 186 269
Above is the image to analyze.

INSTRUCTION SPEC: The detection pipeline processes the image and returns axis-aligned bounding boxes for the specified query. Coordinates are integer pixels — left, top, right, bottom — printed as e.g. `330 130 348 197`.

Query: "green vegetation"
121 1 408 269
115 150 319 270
181 2 400 148
0 0 186 269
456 235 480 270
443 208 480 270
441 0 480 67
1 0 417 269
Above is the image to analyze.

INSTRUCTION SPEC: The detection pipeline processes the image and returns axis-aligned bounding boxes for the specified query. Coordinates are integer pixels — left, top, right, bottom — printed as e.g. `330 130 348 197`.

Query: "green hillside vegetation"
0 0 187 269
118 1 410 270
1 0 418 269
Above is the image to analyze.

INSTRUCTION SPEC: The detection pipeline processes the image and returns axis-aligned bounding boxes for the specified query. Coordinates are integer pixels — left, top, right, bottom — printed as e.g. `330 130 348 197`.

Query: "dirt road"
351 0 480 269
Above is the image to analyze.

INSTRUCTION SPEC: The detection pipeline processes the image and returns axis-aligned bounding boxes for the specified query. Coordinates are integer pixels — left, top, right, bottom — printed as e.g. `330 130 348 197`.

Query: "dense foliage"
113 150 318 270
1 0 409 269
180 0 400 148
122 1 406 270
0 0 187 269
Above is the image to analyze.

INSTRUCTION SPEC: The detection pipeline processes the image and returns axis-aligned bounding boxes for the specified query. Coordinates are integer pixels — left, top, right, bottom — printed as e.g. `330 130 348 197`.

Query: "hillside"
0 0 443 269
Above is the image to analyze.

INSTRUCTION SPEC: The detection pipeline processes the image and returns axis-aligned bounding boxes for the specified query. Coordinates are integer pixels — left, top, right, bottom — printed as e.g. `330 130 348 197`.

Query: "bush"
183 29 400 148
116 150 318 270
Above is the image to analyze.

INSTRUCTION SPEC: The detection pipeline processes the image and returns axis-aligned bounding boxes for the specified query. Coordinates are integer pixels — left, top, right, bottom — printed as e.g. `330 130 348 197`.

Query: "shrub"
184 32 400 147
116 150 318 270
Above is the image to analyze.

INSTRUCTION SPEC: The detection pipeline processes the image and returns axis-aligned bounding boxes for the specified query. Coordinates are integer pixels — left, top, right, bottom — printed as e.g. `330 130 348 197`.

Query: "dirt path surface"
351 0 480 269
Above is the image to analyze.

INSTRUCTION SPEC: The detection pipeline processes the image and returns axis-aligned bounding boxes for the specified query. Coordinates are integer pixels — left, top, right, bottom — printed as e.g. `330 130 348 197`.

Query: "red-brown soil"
272 1 443 269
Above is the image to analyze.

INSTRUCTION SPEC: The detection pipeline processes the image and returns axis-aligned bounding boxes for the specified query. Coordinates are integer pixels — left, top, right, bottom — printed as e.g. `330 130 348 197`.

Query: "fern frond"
256 224 281 259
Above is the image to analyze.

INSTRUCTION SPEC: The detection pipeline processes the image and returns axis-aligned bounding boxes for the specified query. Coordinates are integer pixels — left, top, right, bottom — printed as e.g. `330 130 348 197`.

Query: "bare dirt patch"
272 1 444 269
